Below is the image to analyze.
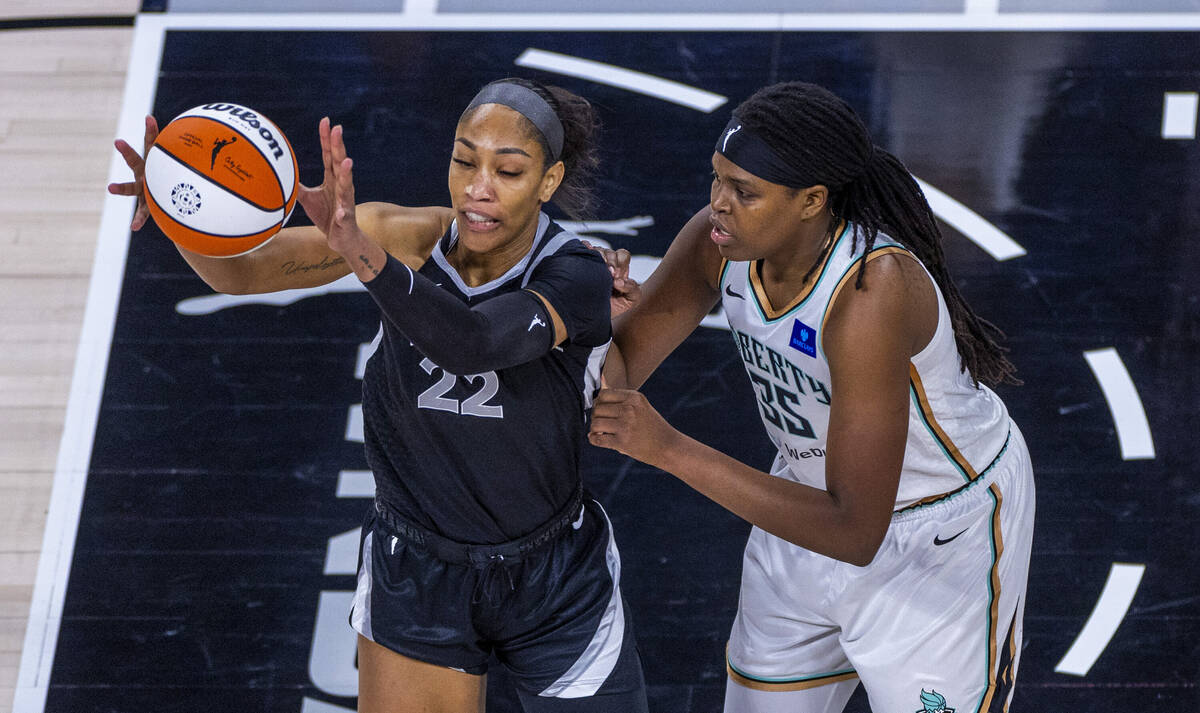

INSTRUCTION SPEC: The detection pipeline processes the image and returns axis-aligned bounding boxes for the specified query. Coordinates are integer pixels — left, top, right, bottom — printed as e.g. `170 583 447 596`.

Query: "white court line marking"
1056 563 1146 676
323 528 362 575
403 0 439 18
346 405 364 443
1162 92 1198 140
175 273 364 315
916 178 1026 260
302 695 356 713
963 0 1000 16
1083 348 1156 460
336 470 376 499
557 215 655 236
12 15 166 713
149 12 1200 31
515 48 727 113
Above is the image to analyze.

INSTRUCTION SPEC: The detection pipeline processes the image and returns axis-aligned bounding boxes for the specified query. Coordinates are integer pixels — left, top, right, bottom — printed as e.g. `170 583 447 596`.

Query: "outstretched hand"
107 115 160 231
302 121 386 280
296 119 364 254
587 388 677 467
296 117 342 236
583 242 642 319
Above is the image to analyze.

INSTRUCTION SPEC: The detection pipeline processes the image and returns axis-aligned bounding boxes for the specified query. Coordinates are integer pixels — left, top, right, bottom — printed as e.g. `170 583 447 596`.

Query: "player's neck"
758 215 838 299
448 218 539 287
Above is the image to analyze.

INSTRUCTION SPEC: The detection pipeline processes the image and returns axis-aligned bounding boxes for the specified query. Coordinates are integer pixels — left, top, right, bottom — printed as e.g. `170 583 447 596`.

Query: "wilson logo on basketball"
201 103 286 159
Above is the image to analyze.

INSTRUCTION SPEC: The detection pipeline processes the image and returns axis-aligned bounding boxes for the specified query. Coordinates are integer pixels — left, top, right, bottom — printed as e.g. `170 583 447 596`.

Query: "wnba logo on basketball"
169 183 201 216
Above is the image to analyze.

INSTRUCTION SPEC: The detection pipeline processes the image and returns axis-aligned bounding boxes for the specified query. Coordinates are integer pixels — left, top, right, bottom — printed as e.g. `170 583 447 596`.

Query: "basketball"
143 102 298 257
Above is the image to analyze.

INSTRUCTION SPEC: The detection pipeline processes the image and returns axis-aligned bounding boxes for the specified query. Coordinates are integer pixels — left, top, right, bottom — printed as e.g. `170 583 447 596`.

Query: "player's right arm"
110 116 450 295
168 202 449 295
611 206 723 388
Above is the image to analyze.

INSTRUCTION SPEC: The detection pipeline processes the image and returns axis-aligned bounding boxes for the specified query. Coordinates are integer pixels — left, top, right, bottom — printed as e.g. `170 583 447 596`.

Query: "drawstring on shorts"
472 553 517 604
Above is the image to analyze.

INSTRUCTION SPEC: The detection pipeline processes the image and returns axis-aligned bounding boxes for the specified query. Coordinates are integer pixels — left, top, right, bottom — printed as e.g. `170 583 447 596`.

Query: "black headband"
714 115 819 189
465 82 565 162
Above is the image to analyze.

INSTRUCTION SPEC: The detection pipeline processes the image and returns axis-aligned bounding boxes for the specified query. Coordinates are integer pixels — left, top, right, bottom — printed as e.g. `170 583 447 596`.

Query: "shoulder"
853 248 926 288
826 247 937 358
534 226 609 275
359 203 454 266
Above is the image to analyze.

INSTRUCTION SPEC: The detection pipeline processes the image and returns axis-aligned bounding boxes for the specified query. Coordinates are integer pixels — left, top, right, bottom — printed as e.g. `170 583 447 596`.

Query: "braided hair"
733 82 1018 387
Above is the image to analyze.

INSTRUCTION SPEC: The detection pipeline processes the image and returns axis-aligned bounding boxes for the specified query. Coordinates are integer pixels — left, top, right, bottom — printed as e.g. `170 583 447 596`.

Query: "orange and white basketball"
143 103 298 257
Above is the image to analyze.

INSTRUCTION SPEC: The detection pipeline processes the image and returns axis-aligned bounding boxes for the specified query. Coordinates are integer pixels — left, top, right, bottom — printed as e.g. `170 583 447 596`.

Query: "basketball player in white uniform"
589 81 1035 713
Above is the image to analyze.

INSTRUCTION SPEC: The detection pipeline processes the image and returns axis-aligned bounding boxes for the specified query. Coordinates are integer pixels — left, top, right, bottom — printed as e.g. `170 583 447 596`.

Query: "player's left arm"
358 243 608 375
522 243 612 349
590 254 920 566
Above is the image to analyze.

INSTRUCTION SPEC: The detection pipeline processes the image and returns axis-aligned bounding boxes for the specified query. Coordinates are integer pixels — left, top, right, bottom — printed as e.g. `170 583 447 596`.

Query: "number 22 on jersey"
416 358 504 418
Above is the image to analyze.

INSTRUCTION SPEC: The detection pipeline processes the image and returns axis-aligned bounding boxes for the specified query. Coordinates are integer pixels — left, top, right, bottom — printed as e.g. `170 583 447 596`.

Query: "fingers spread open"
335 156 355 216
131 204 150 231
330 124 347 167
319 117 333 179
107 181 138 196
114 139 144 170
142 115 159 154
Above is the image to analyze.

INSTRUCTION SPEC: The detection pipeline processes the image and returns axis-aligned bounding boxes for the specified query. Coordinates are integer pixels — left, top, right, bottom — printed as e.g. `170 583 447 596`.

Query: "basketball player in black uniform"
110 79 648 713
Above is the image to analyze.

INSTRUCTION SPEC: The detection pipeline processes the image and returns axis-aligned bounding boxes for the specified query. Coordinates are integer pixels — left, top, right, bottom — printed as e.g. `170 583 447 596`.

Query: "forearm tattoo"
280 255 345 275
358 253 381 278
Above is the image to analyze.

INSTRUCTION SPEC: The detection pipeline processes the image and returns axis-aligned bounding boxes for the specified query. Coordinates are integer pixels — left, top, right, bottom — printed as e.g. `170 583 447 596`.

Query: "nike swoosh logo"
933 528 969 546
725 284 744 300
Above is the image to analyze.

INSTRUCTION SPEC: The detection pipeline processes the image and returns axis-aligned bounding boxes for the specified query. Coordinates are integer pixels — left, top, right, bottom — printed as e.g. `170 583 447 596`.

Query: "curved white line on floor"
915 178 1026 260
557 215 655 236
1083 348 1156 460
175 273 364 315
1055 563 1146 676
514 48 727 112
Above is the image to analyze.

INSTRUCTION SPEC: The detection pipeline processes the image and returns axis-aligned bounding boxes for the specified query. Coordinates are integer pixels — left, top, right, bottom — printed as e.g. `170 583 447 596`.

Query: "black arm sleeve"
363 254 555 374
523 242 612 348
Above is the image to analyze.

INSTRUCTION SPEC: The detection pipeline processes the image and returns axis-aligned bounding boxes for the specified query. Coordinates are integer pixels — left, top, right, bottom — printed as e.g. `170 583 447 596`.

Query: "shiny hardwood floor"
0 4 137 709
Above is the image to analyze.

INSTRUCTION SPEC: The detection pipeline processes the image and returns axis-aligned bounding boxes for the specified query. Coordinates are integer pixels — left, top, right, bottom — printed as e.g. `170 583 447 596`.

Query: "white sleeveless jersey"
719 222 1012 510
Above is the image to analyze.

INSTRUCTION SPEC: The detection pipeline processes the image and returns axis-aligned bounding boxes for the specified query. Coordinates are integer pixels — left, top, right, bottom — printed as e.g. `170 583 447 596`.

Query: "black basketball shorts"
349 490 648 712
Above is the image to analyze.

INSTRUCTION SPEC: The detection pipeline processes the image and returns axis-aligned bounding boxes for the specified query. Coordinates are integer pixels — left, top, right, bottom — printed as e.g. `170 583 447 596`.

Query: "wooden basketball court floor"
3 3 1199 712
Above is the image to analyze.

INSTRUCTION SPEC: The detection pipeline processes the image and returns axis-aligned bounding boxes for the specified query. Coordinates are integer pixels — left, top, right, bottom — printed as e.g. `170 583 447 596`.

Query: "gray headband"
464 82 565 162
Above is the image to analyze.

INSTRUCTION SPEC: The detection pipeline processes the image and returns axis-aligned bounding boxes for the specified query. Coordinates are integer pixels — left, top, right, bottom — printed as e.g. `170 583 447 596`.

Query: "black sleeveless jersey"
361 213 612 544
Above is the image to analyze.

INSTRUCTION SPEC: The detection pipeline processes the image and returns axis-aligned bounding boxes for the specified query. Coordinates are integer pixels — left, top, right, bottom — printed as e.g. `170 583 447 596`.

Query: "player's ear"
800 184 828 220
539 161 565 203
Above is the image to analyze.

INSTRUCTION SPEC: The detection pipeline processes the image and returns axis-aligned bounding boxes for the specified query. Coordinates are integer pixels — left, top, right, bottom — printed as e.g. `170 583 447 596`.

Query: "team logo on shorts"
916 689 955 713
170 183 202 216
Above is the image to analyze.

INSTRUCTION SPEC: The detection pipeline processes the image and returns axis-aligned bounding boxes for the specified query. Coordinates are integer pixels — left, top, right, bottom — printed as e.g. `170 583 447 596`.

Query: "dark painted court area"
48 29 1200 712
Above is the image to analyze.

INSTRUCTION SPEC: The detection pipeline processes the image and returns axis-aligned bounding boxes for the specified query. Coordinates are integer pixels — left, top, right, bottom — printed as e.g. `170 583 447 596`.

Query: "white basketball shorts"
726 425 1035 713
